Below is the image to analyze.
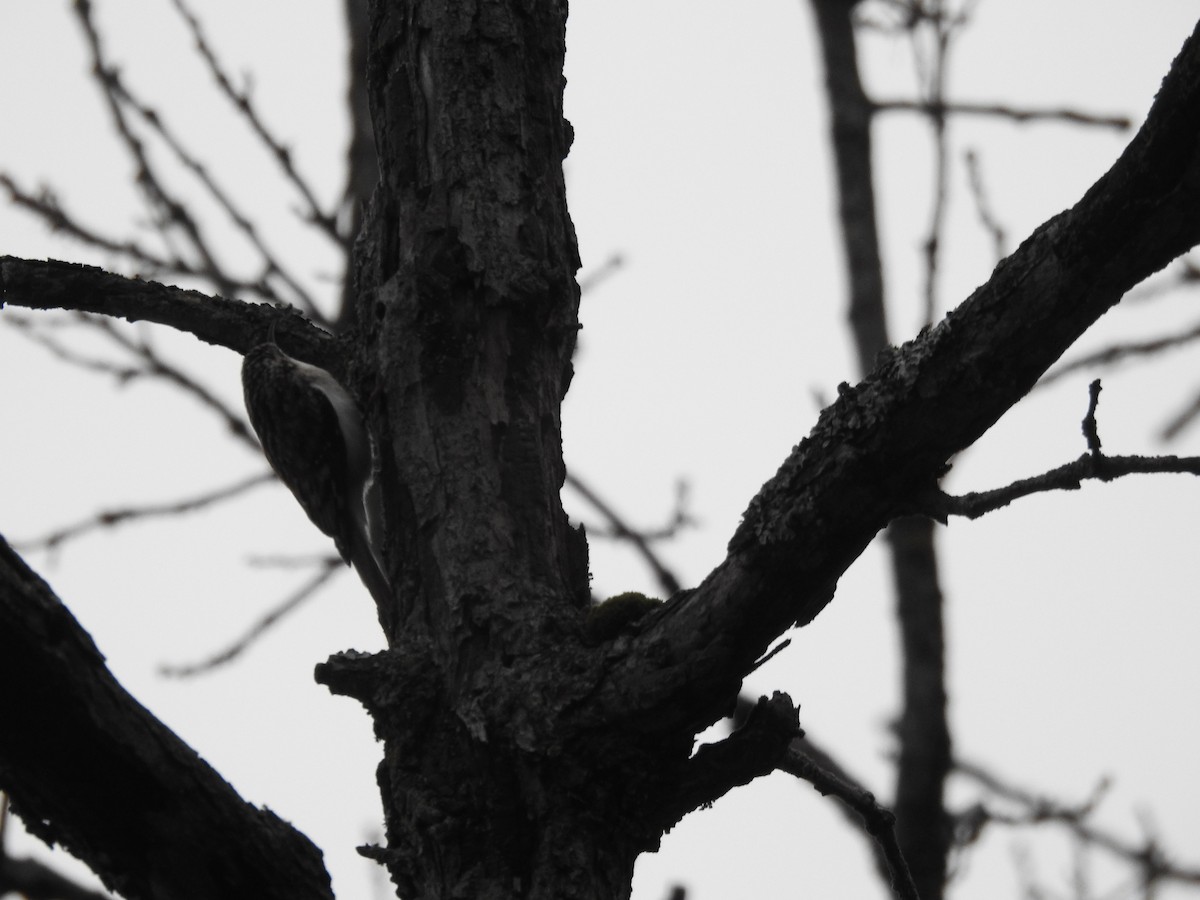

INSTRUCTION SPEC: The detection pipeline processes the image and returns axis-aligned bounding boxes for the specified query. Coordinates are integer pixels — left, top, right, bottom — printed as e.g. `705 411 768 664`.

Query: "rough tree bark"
2 4 1200 900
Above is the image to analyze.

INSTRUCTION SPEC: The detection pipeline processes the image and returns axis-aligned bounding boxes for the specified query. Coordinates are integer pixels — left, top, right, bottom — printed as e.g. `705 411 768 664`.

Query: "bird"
241 323 390 607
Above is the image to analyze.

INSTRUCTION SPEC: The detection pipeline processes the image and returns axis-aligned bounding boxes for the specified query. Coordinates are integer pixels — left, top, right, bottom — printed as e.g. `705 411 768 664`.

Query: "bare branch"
957 760 1200 887
781 743 920 900
0 257 339 372
0 533 335 899
876 99 1131 129
0 174 207 283
14 473 273 553
964 148 1007 261
159 558 341 678
931 452 1200 520
1042 318 1200 386
115 91 324 320
0 850 113 900
72 0 328 318
566 472 689 596
168 0 346 249
1081 379 1103 454
72 0 242 300
88 316 259 447
4 311 142 379
577 252 626 295
657 693 801 828
1160 390 1200 442
927 380 1200 519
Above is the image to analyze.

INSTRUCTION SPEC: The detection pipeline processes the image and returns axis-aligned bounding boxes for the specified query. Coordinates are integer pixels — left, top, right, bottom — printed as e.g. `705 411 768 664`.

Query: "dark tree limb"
592 14 1200 734
0 535 334 900
0 257 337 372
0 852 112 900
655 693 801 831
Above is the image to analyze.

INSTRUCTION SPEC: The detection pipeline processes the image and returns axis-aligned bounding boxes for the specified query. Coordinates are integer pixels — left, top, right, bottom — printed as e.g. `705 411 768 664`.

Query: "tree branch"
875 98 1131 129
956 760 1200 886
566 472 689 597
0 257 337 371
14 473 273 553
656 693 801 830
0 534 334 900
587 17 1200 733
167 0 346 248
159 558 341 678
781 746 920 900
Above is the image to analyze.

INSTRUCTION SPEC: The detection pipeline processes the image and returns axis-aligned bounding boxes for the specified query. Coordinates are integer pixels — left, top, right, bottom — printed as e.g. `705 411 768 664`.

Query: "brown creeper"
241 328 390 606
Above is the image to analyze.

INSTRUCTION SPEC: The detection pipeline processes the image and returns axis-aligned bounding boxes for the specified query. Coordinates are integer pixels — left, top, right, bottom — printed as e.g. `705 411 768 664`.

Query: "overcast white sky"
2 3 1199 899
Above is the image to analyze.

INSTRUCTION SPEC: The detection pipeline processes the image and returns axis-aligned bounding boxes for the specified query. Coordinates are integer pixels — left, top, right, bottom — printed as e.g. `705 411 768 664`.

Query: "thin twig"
929 451 1200 520
73 0 238 299
875 99 1130 130
1042 318 1200 387
781 744 920 900
912 0 964 326
964 149 1006 261
565 473 690 596
1160 391 1200 442
1081 379 1102 455
577 252 626 295
4 311 142 380
158 559 341 677
169 0 346 248
957 760 1200 887
0 174 207 282
89 316 259 446
15 473 274 552
926 380 1200 518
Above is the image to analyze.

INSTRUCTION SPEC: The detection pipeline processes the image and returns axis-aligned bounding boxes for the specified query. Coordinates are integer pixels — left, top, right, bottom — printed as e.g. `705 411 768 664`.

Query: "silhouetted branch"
1042 319 1200 386
169 0 346 249
0 534 335 898
84 8 321 318
781 743 920 900
73 0 241 300
88 316 259 446
934 451 1200 518
1 257 339 372
577 251 626 295
964 148 1006 262
1161 391 1200 442
659 693 801 829
166 0 343 248
566 472 691 596
0 174 212 282
4 311 143 378
876 99 1131 129
14 305 253 457
957 760 1200 888
2 795 112 900
927 380 1200 520
159 557 341 677
910 0 965 325
15 473 273 553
